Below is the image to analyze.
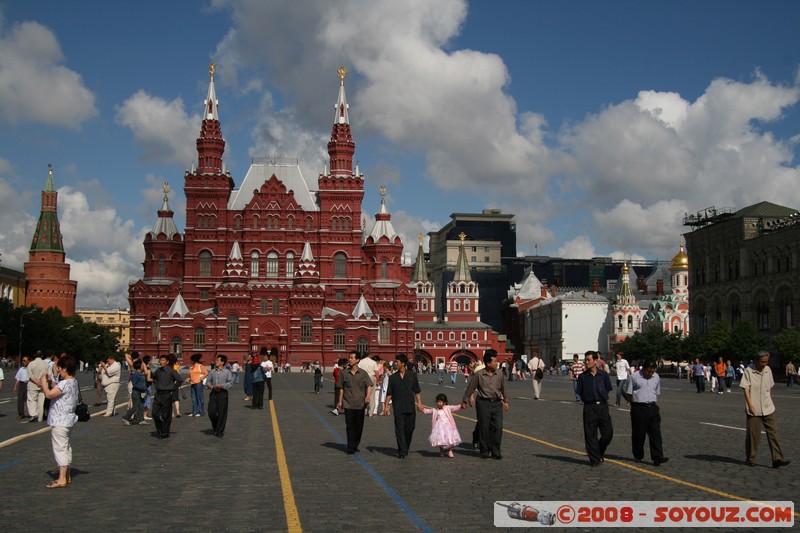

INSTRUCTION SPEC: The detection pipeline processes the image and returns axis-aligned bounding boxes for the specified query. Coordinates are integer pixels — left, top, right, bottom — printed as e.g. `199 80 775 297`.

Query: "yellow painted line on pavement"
451 411 800 518
269 400 303 533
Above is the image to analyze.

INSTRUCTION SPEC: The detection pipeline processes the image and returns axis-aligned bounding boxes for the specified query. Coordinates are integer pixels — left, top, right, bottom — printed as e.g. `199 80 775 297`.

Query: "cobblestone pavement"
0 370 797 532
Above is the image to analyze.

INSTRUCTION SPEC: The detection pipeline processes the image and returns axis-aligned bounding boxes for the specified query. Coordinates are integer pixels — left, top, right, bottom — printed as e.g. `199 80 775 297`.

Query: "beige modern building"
77 308 131 352
683 201 799 335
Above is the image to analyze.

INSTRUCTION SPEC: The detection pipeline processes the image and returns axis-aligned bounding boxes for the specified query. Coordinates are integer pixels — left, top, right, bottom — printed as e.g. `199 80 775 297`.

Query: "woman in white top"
32 355 79 489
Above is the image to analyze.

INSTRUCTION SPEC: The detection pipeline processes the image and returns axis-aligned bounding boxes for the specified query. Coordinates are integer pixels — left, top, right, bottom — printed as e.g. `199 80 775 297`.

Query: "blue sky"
1 0 798 309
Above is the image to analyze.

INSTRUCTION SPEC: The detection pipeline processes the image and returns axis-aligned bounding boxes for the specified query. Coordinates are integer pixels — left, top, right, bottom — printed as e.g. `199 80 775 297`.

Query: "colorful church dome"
670 244 688 270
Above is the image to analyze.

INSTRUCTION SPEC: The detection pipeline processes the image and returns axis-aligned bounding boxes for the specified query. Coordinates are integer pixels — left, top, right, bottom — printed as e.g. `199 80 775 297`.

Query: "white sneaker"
331 408 339 416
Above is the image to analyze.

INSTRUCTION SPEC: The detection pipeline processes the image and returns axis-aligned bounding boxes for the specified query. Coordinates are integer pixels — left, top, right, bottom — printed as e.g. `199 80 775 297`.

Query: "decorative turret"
317 66 364 234
609 261 642 343
411 233 436 321
143 183 184 280
24 164 77 315
367 186 400 244
410 234 428 283
150 183 181 240
445 233 479 322
363 186 404 281
222 241 248 283
30 164 64 254
616 262 637 306
196 62 225 174
670 242 689 296
296 242 319 279
453 232 472 283
327 65 354 177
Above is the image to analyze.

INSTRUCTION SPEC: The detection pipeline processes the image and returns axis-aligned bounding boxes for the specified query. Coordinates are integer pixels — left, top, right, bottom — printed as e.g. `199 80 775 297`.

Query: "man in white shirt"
740 351 790 468
357 353 379 414
262 355 275 401
614 352 631 406
527 354 545 400
625 359 667 466
100 356 121 416
26 351 49 422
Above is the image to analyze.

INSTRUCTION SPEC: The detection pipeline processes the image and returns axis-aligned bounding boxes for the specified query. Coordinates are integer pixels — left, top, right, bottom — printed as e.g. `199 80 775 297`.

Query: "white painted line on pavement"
700 422 765 434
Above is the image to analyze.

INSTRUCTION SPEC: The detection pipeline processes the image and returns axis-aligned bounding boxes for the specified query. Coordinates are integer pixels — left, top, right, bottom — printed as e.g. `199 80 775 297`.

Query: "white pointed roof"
369 194 398 241
167 293 189 317
229 241 242 260
150 190 180 239
334 68 349 124
205 63 219 121
511 269 542 300
352 295 373 319
453 239 472 283
301 242 314 261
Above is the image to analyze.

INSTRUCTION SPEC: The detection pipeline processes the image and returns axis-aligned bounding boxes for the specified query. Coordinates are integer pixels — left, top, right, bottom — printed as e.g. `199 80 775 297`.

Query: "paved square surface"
0 370 797 532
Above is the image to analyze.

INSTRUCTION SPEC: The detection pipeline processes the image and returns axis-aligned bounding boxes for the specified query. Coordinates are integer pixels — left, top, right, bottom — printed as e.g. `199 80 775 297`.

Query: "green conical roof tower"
29 164 65 253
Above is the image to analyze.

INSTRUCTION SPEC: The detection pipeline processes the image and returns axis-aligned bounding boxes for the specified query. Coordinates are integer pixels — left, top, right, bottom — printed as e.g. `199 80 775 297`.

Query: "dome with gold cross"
670 243 688 270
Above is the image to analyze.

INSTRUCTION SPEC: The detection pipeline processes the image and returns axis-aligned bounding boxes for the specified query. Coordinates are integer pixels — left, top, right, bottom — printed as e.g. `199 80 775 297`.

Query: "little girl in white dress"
423 393 463 458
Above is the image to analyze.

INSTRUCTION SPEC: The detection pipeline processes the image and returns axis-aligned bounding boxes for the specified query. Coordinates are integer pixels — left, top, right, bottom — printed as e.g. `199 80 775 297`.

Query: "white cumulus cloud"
115 90 197 166
0 19 97 127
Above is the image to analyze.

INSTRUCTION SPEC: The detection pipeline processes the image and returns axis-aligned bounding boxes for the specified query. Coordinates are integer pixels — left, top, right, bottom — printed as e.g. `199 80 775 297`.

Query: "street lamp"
18 307 40 367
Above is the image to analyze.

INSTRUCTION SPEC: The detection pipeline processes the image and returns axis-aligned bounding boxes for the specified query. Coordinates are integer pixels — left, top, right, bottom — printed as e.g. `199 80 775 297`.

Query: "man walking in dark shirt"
383 354 423 458
207 355 233 437
577 350 614 466
462 349 509 460
152 355 184 439
337 352 373 454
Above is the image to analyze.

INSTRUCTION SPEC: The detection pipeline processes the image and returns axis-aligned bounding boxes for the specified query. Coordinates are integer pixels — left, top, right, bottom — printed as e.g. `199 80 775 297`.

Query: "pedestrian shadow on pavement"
321 442 349 454
48 467 87 480
365 445 407 457
534 453 589 465
684 454 741 465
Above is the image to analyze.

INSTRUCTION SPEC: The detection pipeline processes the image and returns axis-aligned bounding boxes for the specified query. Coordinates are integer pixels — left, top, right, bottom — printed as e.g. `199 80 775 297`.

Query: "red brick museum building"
128 66 417 365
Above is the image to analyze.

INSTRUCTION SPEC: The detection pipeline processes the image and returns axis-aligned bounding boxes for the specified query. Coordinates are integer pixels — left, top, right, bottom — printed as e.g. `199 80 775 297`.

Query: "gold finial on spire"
162 182 171 195
418 233 424 244
337 65 348 82
209 62 217 81
458 232 467 242
379 185 387 199
48 163 53 173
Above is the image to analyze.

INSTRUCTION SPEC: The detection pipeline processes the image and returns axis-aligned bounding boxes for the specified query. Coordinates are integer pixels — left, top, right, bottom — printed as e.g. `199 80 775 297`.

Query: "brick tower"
24 164 77 315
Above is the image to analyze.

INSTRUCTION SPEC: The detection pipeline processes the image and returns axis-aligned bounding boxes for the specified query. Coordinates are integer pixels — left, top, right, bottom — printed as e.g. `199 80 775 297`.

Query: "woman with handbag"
31 355 78 489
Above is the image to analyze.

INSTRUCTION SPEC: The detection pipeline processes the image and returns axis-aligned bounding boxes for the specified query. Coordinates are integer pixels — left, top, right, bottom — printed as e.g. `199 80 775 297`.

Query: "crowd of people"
8 344 793 489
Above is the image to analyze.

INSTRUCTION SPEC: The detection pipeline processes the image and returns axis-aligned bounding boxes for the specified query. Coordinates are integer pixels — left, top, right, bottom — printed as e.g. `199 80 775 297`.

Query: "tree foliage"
617 319 770 364
0 302 120 364
772 327 800 365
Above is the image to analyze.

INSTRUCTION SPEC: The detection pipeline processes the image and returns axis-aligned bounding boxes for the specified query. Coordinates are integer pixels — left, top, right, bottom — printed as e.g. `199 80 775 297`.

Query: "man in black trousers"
337 352 373 454
462 349 509 460
625 359 668 466
207 355 233 437
152 355 184 439
577 350 614 466
383 354 423 458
